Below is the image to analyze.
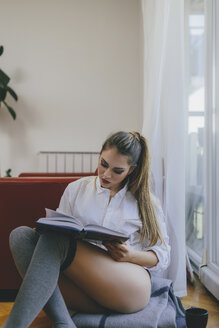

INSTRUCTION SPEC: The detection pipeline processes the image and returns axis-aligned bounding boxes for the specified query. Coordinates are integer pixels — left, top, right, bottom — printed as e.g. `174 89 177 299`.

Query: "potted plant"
0 45 18 119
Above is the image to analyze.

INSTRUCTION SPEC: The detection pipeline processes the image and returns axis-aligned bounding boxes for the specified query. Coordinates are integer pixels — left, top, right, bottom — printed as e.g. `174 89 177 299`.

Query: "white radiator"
38 151 99 173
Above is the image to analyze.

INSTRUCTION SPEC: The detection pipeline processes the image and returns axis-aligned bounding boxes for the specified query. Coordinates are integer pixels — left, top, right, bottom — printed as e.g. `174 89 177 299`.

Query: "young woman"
3 131 170 328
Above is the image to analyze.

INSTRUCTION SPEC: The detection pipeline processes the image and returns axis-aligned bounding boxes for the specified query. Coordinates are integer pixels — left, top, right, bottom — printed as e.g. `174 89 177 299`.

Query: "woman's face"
98 147 133 193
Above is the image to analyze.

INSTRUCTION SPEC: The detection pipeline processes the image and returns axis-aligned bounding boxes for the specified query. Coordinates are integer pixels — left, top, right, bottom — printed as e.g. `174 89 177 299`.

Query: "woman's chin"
101 183 111 190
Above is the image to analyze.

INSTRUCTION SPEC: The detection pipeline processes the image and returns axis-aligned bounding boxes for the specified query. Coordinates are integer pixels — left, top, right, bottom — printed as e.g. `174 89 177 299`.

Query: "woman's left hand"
103 241 135 262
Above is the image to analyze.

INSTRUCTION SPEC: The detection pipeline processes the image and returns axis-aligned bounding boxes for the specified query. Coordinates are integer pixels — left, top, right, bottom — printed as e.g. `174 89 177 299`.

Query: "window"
202 0 219 300
185 0 219 300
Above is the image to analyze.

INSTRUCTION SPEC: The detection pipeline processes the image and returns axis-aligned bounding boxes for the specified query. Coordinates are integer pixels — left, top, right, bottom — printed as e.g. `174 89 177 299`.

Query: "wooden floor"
0 274 218 327
181 274 219 328
0 302 51 327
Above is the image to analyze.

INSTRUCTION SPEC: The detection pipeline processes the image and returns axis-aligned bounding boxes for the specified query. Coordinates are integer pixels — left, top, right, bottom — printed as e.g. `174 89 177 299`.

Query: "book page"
45 208 73 219
45 209 83 228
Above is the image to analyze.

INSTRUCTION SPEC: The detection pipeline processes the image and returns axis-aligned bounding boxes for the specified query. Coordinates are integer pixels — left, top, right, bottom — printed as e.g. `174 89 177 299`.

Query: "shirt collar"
95 176 128 199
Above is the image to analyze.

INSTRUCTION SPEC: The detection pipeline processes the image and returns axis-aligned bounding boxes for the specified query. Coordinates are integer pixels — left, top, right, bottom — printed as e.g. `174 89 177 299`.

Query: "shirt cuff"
144 244 171 273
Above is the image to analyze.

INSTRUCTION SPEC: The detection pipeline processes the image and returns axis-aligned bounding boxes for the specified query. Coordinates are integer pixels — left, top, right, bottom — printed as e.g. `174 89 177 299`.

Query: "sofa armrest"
0 177 80 290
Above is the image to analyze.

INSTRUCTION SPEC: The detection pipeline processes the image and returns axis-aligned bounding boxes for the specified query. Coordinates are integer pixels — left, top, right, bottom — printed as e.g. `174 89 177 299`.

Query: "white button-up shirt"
57 176 170 274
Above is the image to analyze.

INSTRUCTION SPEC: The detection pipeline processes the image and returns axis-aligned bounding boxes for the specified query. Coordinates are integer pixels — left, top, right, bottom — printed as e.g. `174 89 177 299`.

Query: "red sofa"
0 176 82 300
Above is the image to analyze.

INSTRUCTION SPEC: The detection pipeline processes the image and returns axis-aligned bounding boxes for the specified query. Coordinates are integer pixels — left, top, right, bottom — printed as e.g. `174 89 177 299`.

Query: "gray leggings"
3 226 77 328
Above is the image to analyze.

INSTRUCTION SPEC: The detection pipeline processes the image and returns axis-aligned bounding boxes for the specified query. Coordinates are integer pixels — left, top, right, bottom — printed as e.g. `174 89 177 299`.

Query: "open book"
36 209 129 243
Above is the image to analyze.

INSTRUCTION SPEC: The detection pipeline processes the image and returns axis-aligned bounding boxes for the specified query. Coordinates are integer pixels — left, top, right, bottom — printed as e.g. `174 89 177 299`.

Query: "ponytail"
127 133 164 246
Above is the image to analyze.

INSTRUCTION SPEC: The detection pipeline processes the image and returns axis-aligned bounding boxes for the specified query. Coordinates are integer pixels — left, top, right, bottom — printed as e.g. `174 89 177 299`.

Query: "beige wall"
0 0 143 176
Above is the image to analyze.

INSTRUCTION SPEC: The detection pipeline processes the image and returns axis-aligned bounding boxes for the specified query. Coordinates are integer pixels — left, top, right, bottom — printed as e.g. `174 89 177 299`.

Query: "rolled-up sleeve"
144 198 171 273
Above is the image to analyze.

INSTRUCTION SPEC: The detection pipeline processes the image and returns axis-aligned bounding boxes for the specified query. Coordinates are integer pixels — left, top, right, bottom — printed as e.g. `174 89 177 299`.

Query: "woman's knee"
113 290 150 314
38 231 75 268
113 272 151 314
9 226 38 251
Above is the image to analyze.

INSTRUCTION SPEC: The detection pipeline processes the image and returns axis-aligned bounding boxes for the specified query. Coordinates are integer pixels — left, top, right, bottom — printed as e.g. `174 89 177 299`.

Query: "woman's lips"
101 178 110 184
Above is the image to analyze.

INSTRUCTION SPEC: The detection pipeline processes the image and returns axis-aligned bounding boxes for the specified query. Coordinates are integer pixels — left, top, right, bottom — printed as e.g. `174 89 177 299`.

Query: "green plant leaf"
7 86 18 101
0 46 3 56
5 168 12 177
3 101 16 120
0 69 10 86
0 86 7 101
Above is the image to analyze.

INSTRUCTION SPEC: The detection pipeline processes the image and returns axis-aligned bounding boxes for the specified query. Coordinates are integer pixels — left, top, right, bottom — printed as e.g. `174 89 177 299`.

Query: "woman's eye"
113 170 123 175
101 162 108 168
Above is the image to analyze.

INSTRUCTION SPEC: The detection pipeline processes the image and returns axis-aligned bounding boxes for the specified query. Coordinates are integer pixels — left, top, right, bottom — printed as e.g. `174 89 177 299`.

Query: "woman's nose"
104 168 112 178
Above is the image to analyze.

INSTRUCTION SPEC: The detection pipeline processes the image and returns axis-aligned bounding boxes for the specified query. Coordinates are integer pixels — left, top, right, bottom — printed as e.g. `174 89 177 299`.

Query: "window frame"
185 0 205 271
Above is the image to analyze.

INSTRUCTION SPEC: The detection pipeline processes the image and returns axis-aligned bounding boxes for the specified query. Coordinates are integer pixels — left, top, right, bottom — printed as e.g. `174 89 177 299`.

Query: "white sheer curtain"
141 0 187 296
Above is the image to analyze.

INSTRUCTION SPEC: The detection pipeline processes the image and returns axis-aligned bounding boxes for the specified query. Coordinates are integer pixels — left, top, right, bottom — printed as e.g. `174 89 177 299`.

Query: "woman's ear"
128 165 137 175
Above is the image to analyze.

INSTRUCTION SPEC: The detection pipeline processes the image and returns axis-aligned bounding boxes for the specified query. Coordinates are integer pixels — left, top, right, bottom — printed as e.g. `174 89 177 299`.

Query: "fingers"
108 248 122 261
104 241 129 262
104 242 122 253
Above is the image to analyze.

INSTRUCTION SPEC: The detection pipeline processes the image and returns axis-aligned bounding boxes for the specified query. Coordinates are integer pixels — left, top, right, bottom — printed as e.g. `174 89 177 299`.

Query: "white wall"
0 0 143 176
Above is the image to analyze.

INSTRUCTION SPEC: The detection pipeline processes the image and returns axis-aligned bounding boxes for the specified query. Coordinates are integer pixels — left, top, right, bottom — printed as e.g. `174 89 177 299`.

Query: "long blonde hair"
100 131 165 246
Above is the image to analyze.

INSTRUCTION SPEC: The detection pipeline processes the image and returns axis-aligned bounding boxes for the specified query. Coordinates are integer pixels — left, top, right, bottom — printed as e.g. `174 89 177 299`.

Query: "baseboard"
0 290 18 302
200 266 219 300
